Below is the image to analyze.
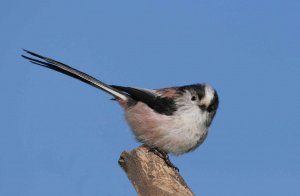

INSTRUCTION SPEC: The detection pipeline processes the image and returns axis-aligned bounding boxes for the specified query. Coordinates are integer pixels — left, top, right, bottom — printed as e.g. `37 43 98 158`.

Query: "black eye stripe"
199 105 206 110
191 96 196 101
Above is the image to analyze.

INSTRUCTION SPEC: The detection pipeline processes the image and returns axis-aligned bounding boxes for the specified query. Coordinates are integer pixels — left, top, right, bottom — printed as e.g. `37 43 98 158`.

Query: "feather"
112 85 177 115
22 50 128 101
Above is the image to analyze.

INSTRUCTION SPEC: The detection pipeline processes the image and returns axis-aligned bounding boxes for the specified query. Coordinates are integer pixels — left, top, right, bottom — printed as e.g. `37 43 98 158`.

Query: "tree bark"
118 145 194 196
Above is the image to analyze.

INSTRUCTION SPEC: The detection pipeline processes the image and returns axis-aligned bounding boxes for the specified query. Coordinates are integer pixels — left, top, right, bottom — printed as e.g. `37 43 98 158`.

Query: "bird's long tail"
21 49 128 101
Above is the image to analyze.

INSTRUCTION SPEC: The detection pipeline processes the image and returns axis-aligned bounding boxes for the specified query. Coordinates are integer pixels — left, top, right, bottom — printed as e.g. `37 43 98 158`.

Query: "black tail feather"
21 49 128 100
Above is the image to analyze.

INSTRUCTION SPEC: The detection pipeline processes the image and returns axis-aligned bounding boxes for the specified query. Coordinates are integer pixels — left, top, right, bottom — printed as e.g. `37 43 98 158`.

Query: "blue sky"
1 0 299 195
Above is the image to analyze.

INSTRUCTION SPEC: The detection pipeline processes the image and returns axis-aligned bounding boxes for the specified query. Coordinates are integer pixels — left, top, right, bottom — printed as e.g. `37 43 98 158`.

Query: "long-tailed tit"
22 50 219 170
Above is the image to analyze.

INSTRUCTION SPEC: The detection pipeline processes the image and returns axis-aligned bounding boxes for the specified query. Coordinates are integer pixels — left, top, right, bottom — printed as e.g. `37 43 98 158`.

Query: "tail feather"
21 49 128 101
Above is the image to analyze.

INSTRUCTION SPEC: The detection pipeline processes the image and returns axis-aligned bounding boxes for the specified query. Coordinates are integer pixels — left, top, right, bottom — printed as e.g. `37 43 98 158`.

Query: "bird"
21 49 219 171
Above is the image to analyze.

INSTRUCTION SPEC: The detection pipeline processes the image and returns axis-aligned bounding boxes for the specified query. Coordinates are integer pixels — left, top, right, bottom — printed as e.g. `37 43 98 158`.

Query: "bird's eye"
191 96 196 101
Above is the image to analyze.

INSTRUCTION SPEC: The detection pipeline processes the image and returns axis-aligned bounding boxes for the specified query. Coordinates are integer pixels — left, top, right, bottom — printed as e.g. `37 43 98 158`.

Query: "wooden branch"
118 145 194 196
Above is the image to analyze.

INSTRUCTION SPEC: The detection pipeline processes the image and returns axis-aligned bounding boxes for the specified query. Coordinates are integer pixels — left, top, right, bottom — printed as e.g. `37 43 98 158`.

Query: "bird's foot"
148 147 179 172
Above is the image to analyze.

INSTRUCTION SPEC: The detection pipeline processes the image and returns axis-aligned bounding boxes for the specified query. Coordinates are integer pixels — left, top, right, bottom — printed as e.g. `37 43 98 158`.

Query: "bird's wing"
111 85 177 115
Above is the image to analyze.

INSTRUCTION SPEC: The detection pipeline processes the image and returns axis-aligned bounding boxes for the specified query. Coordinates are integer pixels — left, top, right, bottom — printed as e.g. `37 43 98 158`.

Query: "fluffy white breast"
158 104 209 155
124 101 209 155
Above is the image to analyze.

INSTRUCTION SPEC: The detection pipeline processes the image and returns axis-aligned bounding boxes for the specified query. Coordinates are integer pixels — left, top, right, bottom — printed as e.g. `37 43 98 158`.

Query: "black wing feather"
112 85 177 115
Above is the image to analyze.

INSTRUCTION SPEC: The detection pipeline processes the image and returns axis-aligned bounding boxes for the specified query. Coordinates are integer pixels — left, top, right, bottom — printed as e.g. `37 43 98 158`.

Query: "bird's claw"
148 147 179 172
